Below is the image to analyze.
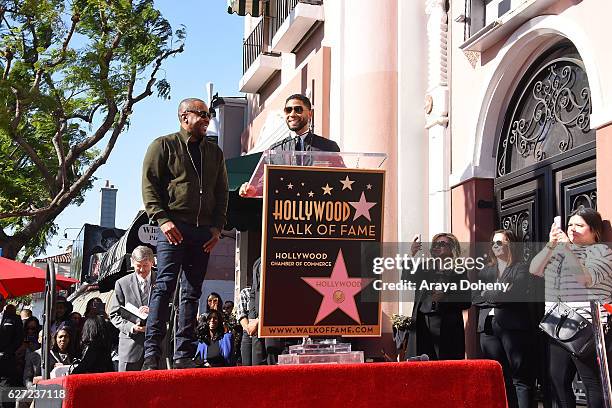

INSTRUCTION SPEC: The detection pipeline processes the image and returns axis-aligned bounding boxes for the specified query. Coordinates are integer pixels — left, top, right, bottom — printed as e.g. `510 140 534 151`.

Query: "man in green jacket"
141 97 228 370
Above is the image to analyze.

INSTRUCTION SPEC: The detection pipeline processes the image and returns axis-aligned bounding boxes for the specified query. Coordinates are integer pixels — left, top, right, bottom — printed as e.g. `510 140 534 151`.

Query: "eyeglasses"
431 241 452 249
184 109 213 119
284 106 305 114
491 240 507 247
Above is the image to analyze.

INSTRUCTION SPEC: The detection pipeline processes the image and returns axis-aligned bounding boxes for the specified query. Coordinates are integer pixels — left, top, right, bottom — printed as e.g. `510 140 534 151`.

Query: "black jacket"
142 128 229 229
472 262 533 332
270 132 340 152
71 342 114 374
406 266 471 359
0 310 23 379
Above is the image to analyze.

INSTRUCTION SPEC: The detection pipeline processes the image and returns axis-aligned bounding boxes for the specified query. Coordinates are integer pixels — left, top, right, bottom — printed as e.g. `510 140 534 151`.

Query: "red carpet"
42 360 506 407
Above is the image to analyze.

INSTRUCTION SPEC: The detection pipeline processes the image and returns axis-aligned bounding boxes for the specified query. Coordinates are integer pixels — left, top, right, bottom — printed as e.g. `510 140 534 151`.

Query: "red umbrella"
0 256 79 298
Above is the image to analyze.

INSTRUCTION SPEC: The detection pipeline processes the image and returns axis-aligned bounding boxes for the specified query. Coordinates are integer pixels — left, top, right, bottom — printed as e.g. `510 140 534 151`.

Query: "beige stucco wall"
449 0 612 186
241 44 329 153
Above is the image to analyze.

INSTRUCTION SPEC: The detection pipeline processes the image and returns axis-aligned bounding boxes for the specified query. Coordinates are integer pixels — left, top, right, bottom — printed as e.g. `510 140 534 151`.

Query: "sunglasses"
431 241 452 249
184 109 213 119
491 240 507 247
284 106 305 114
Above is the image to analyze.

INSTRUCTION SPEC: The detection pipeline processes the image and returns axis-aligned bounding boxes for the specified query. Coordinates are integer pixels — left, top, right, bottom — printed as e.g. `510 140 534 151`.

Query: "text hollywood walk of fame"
269 173 379 240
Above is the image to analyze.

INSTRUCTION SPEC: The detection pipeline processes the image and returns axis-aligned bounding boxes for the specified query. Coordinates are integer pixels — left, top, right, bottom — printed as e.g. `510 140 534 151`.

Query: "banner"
259 165 384 337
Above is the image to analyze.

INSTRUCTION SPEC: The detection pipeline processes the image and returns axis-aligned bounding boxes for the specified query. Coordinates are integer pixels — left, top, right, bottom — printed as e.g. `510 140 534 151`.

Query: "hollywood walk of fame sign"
259 165 384 338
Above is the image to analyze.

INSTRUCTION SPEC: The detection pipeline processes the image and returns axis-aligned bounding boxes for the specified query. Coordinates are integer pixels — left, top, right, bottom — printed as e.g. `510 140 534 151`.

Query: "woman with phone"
473 230 534 408
407 233 471 360
530 208 612 408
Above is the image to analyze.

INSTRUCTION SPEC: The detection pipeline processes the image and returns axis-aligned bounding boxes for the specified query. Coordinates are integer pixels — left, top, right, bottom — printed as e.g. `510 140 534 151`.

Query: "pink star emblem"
349 192 377 221
302 249 373 324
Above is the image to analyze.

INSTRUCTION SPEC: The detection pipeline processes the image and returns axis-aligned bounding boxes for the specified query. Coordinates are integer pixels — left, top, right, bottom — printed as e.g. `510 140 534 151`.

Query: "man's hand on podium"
239 182 257 198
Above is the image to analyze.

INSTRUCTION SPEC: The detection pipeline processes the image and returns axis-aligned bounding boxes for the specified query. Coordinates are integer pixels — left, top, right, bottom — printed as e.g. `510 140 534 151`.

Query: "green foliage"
0 0 185 257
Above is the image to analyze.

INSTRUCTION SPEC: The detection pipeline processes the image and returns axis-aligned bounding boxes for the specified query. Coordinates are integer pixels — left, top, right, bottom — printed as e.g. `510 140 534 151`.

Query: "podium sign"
259 165 384 337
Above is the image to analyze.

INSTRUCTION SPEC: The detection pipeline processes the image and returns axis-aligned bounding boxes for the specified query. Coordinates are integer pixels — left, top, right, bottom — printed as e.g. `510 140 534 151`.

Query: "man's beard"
287 119 307 132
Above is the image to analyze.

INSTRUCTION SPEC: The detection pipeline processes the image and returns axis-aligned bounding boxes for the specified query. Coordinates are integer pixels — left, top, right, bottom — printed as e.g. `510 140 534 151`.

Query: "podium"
249 149 386 365
246 150 387 198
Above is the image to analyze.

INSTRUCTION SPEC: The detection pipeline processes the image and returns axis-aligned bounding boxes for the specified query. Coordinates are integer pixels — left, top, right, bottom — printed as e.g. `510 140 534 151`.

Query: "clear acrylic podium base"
278 338 364 365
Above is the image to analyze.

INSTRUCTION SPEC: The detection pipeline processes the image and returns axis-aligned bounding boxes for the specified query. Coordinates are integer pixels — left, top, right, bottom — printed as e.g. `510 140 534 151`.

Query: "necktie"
295 136 302 151
141 280 150 306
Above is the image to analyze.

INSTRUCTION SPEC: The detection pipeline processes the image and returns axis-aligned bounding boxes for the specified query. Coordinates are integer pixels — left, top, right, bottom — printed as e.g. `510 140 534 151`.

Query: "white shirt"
135 272 151 294
290 130 309 150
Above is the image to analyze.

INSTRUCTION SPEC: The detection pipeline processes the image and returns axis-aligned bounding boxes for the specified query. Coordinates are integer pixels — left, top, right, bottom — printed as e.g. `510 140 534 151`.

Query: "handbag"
539 301 595 358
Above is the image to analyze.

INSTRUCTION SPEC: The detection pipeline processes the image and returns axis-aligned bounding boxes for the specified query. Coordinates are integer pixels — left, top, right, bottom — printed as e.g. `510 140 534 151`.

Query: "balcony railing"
243 19 266 74
270 0 322 40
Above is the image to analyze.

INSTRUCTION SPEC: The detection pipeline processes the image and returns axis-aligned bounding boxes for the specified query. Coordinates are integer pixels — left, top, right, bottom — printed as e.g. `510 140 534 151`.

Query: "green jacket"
142 129 228 229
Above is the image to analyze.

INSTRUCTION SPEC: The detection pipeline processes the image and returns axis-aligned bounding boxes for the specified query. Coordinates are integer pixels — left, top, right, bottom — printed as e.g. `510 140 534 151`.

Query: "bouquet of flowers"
391 313 415 331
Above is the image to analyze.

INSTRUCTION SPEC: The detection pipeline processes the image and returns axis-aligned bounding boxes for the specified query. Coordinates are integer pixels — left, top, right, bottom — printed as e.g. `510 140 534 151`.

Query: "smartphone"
553 216 561 229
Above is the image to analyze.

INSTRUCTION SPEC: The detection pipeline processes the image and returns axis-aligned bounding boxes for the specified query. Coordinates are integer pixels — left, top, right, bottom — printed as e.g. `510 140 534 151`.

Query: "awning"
227 0 265 16
96 211 158 292
224 152 263 231
226 152 262 191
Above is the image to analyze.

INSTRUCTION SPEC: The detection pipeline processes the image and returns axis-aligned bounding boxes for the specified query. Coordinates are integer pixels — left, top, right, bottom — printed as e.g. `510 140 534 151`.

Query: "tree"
0 0 184 260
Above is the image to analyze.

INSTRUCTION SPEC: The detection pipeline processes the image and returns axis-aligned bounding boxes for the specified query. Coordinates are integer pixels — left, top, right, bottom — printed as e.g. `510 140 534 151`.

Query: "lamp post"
63 227 81 239
57 238 73 250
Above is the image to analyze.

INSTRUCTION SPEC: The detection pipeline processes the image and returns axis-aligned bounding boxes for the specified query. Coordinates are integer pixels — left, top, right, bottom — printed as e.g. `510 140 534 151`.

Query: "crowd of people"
0 293 121 407
0 257 249 399
406 207 612 408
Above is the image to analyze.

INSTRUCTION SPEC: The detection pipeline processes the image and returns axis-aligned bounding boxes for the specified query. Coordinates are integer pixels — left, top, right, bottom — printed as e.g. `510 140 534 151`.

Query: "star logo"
287 183 293 189
321 184 333 195
340 176 355 190
366 184 372 190
308 191 314 197
349 192 377 221
302 249 373 324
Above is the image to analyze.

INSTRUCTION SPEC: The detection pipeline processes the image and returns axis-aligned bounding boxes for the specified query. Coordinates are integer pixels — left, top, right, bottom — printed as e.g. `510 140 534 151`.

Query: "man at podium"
239 94 340 198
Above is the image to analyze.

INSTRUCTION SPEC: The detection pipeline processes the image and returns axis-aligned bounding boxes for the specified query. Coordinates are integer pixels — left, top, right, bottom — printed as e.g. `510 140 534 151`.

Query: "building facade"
231 0 612 364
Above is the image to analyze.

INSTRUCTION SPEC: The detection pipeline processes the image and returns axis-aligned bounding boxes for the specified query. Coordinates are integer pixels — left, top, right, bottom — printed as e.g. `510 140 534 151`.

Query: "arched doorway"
493 41 596 406
494 42 596 249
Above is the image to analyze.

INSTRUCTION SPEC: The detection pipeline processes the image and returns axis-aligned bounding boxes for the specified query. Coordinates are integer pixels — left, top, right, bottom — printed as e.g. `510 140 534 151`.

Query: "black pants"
480 317 534 408
415 310 465 360
548 336 612 408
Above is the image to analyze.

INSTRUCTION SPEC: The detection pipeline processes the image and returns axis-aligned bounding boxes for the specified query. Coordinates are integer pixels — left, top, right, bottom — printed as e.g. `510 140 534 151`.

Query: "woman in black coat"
407 232 471 360
473 229 534 408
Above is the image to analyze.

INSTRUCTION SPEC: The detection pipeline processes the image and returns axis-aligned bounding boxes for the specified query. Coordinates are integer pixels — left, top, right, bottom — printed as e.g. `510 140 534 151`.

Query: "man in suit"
110 246 156 371
239 94 340 197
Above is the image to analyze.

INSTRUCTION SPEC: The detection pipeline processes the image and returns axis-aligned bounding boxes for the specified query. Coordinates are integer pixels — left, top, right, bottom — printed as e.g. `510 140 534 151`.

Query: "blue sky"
43 1 245 255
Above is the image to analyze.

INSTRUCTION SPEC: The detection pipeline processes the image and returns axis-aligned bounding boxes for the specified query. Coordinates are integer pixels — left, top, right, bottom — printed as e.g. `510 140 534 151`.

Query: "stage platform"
41 360 506 407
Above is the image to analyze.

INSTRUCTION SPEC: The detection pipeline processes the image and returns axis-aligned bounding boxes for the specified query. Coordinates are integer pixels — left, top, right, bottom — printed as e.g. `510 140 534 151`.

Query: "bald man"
141 98 228 370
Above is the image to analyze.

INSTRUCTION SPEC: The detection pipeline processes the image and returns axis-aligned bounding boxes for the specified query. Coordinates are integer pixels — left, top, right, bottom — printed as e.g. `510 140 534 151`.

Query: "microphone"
406 354 429 362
